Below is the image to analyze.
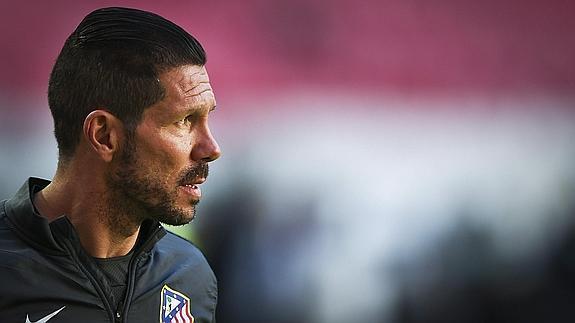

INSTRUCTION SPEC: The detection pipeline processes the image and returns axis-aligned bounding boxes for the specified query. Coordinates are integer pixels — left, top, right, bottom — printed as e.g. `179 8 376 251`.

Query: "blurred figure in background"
199 104 575 323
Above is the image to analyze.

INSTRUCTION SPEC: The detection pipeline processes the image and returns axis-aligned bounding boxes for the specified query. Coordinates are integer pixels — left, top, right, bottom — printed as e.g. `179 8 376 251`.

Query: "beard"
104 136 208 236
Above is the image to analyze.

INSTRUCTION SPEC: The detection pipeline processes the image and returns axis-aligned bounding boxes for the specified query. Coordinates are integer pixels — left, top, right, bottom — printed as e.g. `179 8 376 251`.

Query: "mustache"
178 163 209 185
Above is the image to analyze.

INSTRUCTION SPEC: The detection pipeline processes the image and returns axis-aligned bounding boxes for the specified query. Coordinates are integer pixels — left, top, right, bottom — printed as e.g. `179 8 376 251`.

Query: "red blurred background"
1 0 574 98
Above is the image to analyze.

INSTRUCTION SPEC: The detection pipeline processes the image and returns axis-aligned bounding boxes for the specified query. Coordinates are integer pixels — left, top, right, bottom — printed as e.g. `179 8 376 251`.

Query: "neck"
34 164 142 258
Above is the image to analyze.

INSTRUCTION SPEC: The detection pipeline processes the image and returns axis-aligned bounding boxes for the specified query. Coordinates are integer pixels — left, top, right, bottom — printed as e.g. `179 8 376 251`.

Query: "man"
0 7 220 323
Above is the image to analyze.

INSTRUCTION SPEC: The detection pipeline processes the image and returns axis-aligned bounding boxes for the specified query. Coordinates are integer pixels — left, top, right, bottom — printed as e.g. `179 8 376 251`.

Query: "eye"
177 111 208 128
179 114 196 126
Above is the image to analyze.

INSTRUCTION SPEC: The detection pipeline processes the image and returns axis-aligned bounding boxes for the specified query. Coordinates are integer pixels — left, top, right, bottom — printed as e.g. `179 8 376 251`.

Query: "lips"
177 164 209 199
179 176 206 199
179 181 203 199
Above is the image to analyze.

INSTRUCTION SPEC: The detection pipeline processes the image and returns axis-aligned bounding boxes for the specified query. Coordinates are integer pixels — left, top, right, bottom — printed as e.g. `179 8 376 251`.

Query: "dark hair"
48 7 206 160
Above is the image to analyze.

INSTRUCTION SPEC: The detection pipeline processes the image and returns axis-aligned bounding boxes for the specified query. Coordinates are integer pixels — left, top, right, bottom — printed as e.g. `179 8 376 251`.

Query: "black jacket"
0 178 217 322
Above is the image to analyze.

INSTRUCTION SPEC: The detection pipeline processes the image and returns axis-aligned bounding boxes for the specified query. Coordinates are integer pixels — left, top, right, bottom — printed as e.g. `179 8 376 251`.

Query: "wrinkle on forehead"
163 65 216 110
176 67 211 96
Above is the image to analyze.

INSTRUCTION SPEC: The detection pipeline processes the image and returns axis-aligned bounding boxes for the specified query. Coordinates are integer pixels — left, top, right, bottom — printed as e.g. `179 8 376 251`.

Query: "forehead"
162 64 211 96
147 65 215 119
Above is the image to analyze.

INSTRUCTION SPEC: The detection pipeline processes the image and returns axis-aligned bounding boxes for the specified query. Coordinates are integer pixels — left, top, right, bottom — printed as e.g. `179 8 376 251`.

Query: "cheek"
135 126 194 171
162 142 191 166
140 136 192 170
161 129 196 158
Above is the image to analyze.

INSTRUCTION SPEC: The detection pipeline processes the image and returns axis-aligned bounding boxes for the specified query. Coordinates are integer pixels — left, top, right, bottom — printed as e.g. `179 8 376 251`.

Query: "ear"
83 110 123 163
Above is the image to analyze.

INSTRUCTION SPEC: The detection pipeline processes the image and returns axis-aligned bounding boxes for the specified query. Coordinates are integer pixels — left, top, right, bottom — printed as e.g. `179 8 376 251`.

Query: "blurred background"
1 0 575 322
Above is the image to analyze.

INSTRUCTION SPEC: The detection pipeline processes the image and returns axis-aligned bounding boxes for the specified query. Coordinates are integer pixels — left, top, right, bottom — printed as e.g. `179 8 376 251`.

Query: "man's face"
108 64 221 226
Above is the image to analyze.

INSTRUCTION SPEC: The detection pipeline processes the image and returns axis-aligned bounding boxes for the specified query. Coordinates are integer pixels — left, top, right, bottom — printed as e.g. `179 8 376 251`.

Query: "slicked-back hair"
48 7 206 160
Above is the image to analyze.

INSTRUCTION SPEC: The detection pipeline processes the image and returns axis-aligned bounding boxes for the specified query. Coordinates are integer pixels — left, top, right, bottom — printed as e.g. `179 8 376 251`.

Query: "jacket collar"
4 177 166 256
4 177 66 255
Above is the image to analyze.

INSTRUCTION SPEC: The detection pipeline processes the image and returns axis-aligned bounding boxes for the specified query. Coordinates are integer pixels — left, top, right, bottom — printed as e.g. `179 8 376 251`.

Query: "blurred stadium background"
1 0 575 322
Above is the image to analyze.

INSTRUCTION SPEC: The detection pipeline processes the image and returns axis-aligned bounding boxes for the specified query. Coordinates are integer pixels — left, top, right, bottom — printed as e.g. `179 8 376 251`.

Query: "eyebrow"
181 103 216 116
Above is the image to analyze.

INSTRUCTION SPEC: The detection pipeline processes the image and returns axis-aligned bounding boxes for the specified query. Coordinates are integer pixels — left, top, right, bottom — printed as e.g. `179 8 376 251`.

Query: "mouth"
178 163 209 200
178 177 206 199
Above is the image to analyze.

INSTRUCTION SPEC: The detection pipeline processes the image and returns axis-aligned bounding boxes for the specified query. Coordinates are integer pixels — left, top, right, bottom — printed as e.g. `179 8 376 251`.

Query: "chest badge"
160 285 195 323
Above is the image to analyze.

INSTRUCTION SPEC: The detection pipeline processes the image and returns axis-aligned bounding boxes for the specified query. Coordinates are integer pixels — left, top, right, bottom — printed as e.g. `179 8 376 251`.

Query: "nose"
192 124 221 163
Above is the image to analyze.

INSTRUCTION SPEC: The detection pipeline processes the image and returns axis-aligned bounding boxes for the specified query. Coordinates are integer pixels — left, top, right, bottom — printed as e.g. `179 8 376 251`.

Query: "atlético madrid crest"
160 285 195 323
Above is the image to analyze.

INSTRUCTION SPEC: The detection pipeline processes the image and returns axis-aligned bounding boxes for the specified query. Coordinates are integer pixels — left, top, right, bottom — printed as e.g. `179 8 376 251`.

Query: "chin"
161 206 197 226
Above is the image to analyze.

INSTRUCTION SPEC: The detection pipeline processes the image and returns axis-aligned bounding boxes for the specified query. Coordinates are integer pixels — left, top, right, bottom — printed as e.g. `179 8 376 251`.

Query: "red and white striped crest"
160 285 195 323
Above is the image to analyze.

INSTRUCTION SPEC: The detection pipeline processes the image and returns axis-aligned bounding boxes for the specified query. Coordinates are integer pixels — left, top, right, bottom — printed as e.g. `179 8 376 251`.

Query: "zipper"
118 224 164 322
61 237 117 322
59 220 164 323
116 255 141 323
115 309 122 323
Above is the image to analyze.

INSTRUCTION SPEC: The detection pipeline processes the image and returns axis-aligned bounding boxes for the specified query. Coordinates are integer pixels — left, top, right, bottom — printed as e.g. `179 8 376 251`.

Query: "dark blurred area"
1 1 575 322
393 192 575 323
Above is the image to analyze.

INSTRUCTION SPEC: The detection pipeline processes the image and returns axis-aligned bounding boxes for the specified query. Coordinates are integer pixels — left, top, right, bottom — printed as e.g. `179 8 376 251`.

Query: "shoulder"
154 230 216 280
0 200 51 280
0 199 28 260
140 231 217 322
150 230 217 303
158 231 209 261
